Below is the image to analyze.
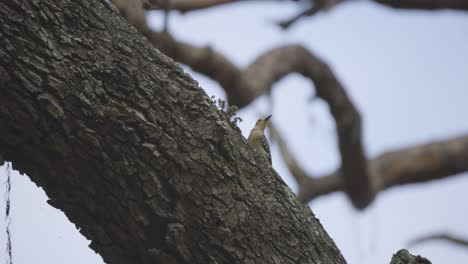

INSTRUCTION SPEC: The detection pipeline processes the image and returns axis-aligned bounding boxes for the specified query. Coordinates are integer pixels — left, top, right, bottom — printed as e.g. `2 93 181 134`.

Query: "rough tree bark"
389 250 432 264
0 0 348 263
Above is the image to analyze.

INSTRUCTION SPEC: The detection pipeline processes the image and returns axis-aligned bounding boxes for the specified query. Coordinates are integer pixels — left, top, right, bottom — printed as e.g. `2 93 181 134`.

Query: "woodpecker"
247 115 272 164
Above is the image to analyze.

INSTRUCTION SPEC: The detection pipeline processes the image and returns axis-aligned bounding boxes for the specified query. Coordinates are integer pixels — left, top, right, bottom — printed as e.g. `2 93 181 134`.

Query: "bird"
247 115 272 164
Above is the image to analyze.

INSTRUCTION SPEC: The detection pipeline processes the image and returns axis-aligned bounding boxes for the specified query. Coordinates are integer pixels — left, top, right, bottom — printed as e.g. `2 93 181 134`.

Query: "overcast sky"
1 1 468 264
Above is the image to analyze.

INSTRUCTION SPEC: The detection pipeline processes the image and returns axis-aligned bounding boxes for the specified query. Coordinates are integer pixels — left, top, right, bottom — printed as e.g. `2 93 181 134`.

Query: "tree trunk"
0 1 347 263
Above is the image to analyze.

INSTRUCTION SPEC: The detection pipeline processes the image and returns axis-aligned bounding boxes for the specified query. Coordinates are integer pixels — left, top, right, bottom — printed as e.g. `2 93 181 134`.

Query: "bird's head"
254 115 272 130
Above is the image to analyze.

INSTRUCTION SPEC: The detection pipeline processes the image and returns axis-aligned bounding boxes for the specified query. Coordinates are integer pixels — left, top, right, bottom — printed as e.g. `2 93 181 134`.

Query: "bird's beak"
265 115 272 121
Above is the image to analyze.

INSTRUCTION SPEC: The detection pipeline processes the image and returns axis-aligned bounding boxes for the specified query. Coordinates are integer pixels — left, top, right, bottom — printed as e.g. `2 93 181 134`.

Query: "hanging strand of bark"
4 162 13 264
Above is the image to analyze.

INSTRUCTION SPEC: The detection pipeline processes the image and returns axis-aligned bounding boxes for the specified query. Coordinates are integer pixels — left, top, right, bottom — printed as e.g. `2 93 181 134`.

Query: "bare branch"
408 233 468 249
277 0 344 29
277 5 321 30
149 0 468 13
269 124 344 201
149 0 237 13
375 0 468 11
299 134 468 203
149 0 467 30
240 45 371 208
278 0 468 29
376 134 468 189
269 124 309 185
271 120 468 205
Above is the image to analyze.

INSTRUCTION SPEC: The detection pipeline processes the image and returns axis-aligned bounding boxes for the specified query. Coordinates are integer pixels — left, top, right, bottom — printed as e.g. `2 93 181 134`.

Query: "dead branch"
408 233 468 249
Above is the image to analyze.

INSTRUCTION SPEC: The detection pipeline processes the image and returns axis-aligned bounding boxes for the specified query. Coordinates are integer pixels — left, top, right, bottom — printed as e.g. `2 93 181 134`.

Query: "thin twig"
277 5 320 30
409 233 468 248
269 124 309 186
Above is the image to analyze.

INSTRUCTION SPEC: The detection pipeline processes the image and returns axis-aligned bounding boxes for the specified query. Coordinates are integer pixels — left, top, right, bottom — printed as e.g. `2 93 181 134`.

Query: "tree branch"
408 233 468 248
375 0 468 11
269 124 310 186
149 0 237 13
277 5 321 30
269 124 343 200
147 0 468 31
245 45 372 208
298 134 468 203
375 134 468 189
272 116 468 203
278 0 468 29
277 0 345 29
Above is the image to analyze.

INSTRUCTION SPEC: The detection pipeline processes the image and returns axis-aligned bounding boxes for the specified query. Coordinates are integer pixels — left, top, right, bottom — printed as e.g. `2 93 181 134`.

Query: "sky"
1 1 468 264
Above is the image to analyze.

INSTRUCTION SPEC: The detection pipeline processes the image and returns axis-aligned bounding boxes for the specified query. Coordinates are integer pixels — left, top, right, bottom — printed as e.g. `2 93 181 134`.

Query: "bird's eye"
257 119 261 122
